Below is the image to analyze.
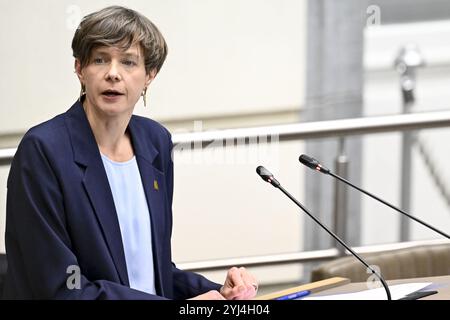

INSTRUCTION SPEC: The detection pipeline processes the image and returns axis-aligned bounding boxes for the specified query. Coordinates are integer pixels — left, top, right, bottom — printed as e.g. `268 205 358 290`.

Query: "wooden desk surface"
310 275 450 300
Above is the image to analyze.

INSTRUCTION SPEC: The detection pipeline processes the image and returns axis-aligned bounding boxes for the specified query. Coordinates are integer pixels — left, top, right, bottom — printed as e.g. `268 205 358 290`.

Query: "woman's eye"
93 58 105 64
123 60 137 66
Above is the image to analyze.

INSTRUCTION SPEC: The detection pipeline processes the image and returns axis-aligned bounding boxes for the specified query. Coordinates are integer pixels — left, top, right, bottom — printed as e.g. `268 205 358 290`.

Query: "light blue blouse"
101 153 156 295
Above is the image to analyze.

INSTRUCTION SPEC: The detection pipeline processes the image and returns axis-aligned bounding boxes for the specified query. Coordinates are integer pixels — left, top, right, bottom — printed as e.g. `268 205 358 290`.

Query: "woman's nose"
105 62 122 82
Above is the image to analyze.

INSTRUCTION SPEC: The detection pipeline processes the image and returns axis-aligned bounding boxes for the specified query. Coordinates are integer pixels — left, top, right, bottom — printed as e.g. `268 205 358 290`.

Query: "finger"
235 285 256 300
239 267 258 295
239 267 256 286
231 267 246 288
235 267 258 300
225 267 245 291
223 267 246 299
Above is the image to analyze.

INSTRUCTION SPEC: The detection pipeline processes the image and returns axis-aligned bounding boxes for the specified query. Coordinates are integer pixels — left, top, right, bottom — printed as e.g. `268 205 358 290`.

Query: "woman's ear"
74 59 84 84
145 69 157 87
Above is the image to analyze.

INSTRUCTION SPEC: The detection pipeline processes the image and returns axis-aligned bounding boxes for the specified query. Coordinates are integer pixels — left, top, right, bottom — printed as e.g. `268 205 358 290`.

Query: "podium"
254 277 349 300
255 275 450 300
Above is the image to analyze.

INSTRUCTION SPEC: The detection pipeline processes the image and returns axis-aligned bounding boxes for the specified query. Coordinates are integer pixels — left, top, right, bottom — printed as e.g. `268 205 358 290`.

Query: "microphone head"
299 154 319 168
256 165 272 180
256 166 280 188
299 154 330 174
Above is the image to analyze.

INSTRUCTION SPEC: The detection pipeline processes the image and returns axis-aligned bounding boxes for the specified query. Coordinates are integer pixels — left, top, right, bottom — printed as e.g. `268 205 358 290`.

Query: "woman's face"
76 44 155 117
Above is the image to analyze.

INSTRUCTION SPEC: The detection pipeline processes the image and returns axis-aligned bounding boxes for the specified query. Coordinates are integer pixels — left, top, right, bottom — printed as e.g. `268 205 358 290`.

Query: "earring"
79 84 86 102
142 87 148 107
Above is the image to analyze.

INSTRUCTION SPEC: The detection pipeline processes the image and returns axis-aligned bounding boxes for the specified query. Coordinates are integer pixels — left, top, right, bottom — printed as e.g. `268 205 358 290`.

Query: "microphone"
256 166 392 300
299 154 450 240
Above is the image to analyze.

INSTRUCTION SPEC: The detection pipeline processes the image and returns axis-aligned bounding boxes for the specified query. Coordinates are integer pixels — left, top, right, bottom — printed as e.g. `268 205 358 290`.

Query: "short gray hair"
72 6 168 74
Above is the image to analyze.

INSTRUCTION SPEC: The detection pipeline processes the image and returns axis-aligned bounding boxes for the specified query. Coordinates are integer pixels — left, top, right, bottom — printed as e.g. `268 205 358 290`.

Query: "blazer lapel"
64 101 129 286
128 118 166 296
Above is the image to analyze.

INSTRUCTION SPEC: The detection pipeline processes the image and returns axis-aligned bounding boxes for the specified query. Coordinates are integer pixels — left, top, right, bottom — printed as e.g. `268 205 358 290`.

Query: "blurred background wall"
0 0 449 289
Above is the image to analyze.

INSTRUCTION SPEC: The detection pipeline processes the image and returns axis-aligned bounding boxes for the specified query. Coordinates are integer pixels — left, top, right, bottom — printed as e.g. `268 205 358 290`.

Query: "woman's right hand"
189 290 226 300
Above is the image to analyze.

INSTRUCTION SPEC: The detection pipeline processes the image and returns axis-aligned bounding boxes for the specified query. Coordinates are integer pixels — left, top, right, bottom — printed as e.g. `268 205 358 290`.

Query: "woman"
3 5 257 300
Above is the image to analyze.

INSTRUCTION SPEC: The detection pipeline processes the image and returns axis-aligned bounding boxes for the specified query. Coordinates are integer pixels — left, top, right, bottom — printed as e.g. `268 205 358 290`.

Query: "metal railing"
171 110 450 145
178 239 449 272
0 110 448 166
2 111 450 165
394 44 450 239
0 148 16 166
1 110 450 273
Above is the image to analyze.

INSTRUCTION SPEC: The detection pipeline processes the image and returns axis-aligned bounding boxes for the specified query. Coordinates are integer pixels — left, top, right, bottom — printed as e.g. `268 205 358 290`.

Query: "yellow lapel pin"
153 180 159 191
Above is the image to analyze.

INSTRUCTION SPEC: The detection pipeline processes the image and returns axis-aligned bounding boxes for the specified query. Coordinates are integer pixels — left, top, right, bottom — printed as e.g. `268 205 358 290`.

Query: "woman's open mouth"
101 89 124 102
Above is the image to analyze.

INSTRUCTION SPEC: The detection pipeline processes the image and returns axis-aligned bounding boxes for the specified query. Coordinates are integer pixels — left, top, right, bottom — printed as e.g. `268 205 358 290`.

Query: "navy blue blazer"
3 100 220 299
